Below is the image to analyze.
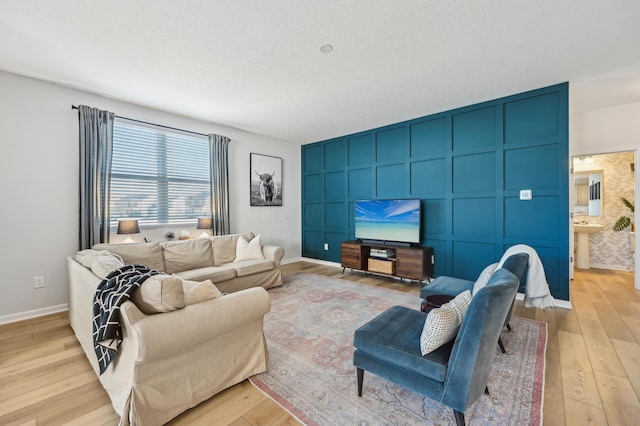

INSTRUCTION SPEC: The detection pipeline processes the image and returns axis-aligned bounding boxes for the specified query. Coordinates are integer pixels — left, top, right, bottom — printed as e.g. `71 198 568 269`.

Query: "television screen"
354 199 421 244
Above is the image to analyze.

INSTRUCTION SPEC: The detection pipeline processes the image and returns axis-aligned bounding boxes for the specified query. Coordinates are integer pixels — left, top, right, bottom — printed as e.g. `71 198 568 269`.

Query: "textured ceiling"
1 0 639 144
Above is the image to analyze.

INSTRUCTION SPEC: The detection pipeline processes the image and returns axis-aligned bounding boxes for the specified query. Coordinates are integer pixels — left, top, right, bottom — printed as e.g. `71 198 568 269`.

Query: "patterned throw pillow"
445 290 472 323
420 306 460 355
472 262 499 297
420 290 473 355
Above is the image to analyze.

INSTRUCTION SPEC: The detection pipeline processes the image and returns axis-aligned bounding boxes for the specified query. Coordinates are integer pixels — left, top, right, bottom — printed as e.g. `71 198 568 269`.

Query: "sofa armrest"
262 245 284 266
120 287 271 362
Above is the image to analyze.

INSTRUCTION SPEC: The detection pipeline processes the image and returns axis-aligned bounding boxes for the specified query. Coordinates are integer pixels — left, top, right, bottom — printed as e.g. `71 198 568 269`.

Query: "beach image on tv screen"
355 199 420 243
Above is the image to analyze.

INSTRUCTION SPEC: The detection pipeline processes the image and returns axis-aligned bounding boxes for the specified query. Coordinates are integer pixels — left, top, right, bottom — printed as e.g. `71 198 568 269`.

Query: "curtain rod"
71 105 209 137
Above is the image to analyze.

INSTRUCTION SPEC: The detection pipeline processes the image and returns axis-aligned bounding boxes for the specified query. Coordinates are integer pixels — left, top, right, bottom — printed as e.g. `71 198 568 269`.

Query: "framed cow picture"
250 153 282 206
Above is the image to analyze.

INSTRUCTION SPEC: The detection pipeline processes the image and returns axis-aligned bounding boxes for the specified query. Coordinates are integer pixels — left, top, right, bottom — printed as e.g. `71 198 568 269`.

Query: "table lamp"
196 217 213 238
117 219 140 243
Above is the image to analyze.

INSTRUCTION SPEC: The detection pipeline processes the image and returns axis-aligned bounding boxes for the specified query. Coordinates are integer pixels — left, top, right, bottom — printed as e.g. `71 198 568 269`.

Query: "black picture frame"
250 153 282 206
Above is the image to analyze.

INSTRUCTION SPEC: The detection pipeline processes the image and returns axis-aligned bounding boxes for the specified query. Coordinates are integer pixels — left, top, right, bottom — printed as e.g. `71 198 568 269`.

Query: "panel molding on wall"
302 83 569 300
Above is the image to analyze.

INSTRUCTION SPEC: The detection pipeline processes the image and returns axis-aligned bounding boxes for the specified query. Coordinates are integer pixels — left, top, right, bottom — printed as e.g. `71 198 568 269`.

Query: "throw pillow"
420 306 460 355
472 262 499 297
74 249 100 268
182 279 222 305
445 290 472 323
211 232 255 266
234 234 264 262
90 251 125 280
130 275 185 315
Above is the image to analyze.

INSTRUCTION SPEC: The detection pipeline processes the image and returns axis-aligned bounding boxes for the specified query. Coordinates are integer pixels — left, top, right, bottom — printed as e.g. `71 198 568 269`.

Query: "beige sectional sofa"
67 232 284 425
92 231 284 293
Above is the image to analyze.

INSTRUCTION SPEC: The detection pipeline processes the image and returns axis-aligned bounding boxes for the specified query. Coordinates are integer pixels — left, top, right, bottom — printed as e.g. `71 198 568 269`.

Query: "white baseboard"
515 293 572 309
281 256 305 265
299 257 341 268
0 303 69 325
554 299 572 309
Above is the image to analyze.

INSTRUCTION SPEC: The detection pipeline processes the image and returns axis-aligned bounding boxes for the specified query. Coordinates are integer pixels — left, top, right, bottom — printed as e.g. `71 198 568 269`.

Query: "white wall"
570 101 640 157
0 70 301 322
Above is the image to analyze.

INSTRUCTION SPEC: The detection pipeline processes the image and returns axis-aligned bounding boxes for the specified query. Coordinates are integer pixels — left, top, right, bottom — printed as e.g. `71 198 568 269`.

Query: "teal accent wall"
301 83 569 300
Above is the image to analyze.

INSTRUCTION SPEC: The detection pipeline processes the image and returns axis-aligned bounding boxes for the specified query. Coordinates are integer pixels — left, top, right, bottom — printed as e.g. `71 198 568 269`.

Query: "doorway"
570 151 636 281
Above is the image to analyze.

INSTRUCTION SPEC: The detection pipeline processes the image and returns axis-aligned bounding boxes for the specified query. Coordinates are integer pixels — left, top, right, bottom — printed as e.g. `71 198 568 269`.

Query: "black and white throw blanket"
92 264 162 375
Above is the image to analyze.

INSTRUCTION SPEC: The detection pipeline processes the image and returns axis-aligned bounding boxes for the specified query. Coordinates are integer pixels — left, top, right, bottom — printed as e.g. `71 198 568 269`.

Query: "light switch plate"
520 189 532 200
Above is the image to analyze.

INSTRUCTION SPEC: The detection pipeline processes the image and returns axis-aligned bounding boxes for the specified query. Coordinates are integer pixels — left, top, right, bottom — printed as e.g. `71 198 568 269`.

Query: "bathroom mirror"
573 170 603 216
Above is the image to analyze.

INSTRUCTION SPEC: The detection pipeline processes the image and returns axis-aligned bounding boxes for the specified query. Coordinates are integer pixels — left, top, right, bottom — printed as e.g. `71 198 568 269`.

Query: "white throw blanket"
498 244 555 309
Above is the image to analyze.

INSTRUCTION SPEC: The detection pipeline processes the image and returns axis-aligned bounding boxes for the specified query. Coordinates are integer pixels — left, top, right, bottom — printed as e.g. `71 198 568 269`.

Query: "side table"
421 294 454 313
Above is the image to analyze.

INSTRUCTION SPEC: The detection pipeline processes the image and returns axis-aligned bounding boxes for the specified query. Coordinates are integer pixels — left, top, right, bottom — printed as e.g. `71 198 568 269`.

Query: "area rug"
250 273 547 426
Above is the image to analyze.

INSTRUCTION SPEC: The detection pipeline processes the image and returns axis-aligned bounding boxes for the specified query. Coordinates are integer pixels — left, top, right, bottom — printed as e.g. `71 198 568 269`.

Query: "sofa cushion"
211 232 254 266
174 266 237 283
130 275 185 315
234 234 264 262
472 262 499 297
231 259 275 277
161 238 214 274
182 279 221 305
93 242 166 272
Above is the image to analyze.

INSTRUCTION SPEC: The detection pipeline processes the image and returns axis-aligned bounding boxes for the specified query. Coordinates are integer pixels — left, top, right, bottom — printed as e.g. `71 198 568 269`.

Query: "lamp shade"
196 217 213 229
117 219 140 235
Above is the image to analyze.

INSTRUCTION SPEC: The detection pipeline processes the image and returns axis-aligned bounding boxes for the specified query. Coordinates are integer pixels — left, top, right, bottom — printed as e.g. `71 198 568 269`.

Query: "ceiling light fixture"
319 44 333 54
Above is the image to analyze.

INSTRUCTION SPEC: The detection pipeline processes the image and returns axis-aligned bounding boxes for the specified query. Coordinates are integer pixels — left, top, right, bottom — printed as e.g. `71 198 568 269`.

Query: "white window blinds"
110 120 211 227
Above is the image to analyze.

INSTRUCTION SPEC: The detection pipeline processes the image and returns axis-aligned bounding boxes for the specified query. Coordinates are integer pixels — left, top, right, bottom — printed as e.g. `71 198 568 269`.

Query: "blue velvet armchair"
420 252 529 352
353 268 520 426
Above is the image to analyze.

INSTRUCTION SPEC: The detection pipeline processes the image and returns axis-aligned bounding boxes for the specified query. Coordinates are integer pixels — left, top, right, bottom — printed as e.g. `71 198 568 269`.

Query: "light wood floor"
1 262 639 425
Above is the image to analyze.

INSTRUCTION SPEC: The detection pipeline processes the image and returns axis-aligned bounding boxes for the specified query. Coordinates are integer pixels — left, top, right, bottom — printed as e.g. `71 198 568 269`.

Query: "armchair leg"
498 336 506 353
453 410 466 426
485 386 490 395
506 322 512 331
356 368 364 397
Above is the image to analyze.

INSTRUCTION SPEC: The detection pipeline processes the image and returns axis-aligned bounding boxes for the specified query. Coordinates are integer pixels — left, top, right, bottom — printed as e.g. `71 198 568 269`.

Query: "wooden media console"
341 241 433 283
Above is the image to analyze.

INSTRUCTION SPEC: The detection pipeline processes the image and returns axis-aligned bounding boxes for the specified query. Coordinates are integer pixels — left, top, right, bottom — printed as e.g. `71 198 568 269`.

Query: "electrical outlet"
324 243 329 250
519 189 532 200
34 276 45 289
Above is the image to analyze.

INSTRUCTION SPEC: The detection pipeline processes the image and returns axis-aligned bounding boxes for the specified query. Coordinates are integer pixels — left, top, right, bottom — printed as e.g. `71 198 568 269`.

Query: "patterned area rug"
250 273 547 425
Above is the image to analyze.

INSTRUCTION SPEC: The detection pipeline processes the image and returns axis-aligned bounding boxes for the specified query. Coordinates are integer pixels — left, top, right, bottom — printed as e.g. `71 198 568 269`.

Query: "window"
110 120 211 227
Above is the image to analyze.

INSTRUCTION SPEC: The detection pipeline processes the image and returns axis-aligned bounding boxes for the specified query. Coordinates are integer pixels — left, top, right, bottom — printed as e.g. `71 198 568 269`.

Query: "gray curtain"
78 105 115 249
209 134 231 235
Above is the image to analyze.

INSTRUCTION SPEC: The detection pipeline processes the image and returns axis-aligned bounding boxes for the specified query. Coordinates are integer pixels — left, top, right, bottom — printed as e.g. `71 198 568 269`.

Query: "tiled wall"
574 151 635 270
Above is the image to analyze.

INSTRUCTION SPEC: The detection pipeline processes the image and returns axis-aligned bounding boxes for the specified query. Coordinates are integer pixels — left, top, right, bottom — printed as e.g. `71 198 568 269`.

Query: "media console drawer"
367 258 396 275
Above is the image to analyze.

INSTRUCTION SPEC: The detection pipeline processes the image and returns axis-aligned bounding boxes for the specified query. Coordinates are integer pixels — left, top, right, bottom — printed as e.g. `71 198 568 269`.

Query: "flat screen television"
354 199 421 244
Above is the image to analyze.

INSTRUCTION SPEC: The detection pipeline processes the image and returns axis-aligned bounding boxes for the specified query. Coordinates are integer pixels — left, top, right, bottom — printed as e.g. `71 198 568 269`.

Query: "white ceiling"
1 0 640 144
